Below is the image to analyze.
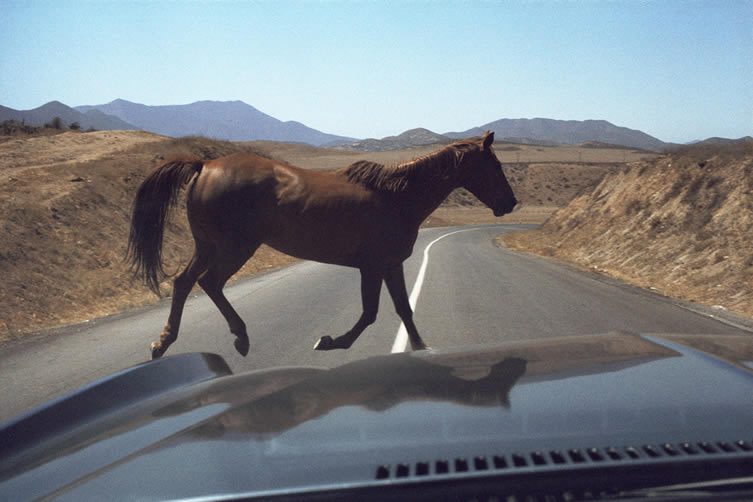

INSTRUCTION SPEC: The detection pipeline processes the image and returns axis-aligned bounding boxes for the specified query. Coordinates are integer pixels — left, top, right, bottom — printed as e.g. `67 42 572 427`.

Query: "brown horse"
127 131 516 359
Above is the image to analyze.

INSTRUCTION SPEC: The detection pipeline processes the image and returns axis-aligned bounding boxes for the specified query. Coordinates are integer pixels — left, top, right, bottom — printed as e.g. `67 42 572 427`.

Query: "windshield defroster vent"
374 439 753 480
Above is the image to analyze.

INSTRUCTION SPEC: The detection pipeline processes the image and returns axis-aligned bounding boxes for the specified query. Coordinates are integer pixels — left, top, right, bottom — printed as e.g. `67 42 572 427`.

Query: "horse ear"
482 131 495 149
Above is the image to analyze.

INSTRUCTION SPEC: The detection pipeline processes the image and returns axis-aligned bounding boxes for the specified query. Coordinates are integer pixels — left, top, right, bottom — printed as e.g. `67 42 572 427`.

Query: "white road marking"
390 228 478 353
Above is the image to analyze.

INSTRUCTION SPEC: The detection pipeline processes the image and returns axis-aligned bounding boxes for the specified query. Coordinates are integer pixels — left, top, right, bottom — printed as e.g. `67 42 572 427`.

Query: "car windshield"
1 1 752 500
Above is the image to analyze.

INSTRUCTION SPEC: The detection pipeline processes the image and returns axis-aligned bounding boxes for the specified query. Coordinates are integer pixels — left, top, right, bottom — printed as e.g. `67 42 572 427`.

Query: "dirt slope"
0 132 295 341
503 141 753 318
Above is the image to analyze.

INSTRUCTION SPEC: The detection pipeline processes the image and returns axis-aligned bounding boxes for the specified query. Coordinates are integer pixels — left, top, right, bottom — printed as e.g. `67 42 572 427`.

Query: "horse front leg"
314 268 382 351
384 263 430 351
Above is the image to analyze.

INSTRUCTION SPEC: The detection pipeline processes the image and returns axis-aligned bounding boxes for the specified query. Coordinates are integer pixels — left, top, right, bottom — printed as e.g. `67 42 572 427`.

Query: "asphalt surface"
1 224 751 422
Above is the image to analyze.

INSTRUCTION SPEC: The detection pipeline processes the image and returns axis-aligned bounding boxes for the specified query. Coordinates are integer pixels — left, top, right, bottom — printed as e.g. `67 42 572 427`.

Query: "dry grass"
502 140 753 319
423 205 558 228
0 133 297 341
248 139 656 168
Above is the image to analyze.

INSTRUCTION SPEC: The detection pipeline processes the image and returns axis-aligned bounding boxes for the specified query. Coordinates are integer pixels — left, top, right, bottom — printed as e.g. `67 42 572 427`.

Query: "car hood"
1 332 752 500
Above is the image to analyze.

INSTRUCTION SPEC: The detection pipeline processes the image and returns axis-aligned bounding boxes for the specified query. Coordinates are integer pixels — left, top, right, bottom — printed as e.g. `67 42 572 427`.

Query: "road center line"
390 227 478 353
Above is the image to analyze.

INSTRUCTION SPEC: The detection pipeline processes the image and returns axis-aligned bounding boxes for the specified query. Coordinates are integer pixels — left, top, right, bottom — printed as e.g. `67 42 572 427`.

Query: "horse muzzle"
493 197 517 217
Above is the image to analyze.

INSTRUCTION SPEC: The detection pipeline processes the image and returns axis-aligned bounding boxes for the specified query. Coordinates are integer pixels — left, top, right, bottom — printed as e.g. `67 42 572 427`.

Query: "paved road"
1 224 750 422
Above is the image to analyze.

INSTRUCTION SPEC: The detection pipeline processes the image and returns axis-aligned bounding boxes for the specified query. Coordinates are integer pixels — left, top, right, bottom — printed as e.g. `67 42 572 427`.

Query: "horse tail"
127 159 204 295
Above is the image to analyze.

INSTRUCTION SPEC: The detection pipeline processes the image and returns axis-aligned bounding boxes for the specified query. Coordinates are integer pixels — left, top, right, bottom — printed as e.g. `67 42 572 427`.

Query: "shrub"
44 117 64 129
626 199 643 215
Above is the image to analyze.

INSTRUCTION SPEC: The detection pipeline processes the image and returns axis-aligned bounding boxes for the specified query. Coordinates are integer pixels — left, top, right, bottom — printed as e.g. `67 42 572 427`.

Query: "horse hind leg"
151 251 208 359
198 244 258 356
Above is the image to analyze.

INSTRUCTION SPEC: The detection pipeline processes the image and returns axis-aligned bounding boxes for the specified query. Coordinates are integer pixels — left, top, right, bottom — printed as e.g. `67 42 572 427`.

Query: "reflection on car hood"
1 332 752 500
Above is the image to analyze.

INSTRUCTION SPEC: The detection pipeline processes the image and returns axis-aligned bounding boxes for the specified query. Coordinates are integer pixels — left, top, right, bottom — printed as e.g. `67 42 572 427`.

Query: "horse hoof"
314 336 334 351
234 335 250 357
150 342 163 360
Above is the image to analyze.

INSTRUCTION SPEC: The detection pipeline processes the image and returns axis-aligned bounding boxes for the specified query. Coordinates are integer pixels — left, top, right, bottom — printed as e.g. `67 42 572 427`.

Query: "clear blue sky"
1 0 751 142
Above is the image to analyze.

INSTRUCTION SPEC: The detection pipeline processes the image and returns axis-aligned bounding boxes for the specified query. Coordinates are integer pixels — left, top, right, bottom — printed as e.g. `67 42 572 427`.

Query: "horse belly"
264 215 375 267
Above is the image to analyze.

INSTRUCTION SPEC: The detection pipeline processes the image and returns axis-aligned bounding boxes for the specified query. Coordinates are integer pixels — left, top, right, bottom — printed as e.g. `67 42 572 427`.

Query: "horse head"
459 131 518 216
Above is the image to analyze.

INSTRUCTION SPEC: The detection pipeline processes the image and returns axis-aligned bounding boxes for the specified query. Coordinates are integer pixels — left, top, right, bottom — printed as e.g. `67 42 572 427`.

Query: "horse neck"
395 171 459 225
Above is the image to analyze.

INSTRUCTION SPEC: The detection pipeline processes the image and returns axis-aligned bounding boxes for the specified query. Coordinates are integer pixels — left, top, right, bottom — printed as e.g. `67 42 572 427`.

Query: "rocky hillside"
503 140 753 318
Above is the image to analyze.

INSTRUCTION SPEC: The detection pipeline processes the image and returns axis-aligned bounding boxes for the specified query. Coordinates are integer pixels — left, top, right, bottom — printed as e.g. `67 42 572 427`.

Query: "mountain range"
75 99 353 146
328 118 666 152
0 101 136 131
445 117 667 151
1 98 674 150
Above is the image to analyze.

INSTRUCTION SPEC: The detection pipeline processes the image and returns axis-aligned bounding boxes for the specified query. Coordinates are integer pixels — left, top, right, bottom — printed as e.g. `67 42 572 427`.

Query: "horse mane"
340 140 479 192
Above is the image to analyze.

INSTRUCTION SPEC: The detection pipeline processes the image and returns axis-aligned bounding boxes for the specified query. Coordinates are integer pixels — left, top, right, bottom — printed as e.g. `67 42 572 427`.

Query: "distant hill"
329 128 452 151
332 118 668 152
446 118 667 151
76 99 353 146
0 101 137 131
687 136 753 147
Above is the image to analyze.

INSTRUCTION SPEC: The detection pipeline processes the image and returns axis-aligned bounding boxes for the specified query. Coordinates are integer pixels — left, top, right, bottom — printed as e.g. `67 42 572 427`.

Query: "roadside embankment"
0 133 296 342
501 140 753 319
